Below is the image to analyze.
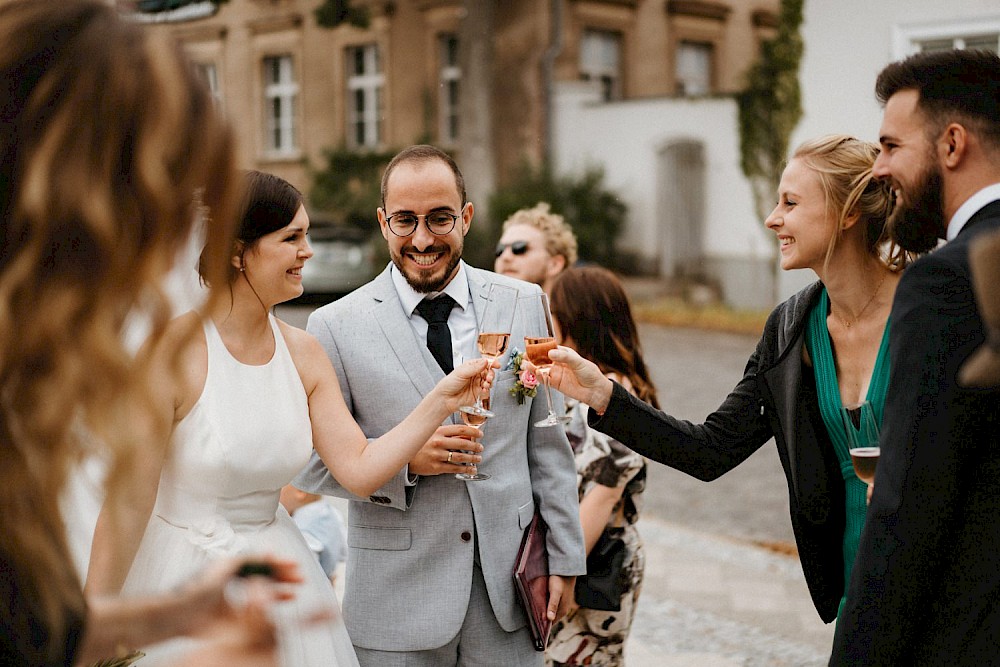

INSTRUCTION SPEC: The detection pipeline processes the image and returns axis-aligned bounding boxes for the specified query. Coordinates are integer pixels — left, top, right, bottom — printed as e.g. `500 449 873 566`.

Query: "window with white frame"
918 34 999 53
346 44 384 149
263 55 298 156
892 16 1000 58
439 34 461 144
675 41 713 97
580 29 622 102
195 62 222 107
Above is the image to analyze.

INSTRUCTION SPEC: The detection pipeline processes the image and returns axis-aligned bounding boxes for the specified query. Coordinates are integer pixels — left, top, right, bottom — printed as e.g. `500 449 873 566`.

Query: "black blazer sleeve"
587 338 774 481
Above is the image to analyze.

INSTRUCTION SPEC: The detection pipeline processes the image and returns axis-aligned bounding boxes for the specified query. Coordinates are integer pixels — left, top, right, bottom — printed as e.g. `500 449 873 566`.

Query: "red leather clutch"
513 511 550 651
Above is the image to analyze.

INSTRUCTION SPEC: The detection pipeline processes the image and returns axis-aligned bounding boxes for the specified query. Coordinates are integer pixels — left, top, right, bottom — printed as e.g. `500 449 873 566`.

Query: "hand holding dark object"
78 556 303 665
187 556 303 625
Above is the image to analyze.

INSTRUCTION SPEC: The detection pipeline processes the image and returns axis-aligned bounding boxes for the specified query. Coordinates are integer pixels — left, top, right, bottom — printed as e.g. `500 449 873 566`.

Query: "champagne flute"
456 393 491 481
521 293 571 428
842 400 880 484
455 376 513 482
459 283 516 419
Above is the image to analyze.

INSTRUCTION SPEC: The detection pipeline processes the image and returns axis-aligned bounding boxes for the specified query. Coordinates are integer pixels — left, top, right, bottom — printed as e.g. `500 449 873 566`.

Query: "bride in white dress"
86 171 489 665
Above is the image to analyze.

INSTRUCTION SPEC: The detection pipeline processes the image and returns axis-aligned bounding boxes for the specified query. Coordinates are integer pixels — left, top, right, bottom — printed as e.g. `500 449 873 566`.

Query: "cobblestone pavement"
625 517 834 666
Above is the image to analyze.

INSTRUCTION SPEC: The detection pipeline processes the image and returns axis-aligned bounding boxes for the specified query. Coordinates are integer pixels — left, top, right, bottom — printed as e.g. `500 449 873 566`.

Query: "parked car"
298 221 376 302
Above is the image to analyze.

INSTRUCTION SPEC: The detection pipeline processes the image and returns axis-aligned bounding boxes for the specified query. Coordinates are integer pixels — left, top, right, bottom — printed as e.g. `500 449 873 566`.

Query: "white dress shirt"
390 260 479 368
948 182 1000 241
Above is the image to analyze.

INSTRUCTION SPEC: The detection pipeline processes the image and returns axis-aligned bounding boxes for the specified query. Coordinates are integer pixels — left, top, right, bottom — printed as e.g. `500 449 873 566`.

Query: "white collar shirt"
947 182 1000 241
390 260 478 369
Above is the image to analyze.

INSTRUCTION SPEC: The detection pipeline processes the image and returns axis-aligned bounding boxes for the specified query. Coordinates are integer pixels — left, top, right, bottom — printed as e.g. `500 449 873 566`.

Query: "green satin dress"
804 287 890 623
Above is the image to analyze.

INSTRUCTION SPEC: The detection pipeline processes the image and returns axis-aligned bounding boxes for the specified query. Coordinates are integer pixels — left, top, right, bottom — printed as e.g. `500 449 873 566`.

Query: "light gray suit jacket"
294 263 585 652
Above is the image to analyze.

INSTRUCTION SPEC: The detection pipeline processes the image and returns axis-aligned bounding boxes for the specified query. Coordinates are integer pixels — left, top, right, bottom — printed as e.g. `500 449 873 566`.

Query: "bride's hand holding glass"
432 357 498 412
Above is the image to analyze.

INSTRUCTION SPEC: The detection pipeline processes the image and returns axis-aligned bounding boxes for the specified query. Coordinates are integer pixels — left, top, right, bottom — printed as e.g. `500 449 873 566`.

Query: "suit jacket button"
460 531 472 542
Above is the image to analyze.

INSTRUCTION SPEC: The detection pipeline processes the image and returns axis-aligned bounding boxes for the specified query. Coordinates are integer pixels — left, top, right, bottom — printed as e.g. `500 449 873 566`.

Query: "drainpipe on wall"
541 0 563 166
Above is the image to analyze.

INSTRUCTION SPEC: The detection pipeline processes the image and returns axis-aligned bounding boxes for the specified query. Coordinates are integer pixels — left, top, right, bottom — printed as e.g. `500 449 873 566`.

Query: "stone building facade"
130 0 777 196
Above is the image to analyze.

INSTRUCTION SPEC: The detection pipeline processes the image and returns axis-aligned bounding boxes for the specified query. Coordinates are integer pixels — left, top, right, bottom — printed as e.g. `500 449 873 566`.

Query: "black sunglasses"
495 240 530 258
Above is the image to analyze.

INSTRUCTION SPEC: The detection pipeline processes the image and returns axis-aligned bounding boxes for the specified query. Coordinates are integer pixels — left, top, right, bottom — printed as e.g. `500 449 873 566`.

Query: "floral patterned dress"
546 397 647 666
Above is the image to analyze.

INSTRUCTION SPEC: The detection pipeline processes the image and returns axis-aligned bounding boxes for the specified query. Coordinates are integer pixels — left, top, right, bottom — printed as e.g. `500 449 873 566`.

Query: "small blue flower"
504 347 523 372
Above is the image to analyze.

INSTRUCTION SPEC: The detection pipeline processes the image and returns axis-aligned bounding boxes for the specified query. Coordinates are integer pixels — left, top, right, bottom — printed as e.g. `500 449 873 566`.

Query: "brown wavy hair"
549 267 659 409
0 0 238 658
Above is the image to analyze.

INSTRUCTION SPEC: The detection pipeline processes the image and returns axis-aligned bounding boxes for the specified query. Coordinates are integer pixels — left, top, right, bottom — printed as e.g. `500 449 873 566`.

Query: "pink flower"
519 369 539 390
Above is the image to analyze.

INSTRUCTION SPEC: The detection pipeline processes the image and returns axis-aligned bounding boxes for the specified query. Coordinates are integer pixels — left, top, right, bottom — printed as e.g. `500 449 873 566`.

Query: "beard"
391 241 463 293
887 160 946 254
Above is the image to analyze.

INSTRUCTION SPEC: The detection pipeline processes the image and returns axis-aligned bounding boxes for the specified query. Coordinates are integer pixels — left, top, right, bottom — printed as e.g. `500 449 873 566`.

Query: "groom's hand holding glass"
405 358 498 477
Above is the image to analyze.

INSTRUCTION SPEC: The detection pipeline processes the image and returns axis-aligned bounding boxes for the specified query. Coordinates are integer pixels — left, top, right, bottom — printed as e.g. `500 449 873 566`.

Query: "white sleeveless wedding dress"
122 315 359 666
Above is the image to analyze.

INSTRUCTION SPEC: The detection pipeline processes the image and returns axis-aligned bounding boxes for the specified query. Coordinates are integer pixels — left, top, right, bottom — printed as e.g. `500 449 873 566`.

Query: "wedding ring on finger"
447 451 454 463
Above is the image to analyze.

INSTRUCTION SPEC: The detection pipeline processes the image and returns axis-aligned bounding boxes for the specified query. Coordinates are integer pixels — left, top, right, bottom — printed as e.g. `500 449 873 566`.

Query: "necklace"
834 272 888 329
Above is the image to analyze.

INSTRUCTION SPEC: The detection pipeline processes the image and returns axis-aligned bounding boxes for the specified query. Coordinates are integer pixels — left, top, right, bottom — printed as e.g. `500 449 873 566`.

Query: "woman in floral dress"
545 266 657 666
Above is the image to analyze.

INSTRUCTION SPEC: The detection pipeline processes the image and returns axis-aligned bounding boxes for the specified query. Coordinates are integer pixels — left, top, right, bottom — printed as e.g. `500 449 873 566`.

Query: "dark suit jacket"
831 201 1000 665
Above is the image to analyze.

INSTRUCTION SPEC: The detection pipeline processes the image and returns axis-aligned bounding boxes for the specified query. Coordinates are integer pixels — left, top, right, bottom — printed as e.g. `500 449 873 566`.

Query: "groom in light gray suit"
294 145 585 666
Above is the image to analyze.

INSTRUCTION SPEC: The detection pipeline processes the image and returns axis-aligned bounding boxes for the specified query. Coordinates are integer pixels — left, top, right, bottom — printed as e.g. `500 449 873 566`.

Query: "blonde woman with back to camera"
0 1 306 665
544 135 913 631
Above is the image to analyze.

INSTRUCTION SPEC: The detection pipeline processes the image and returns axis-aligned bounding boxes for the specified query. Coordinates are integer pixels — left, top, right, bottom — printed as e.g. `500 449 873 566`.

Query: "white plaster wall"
554 2 1000 306
553 82 770 295
782 0 1000 298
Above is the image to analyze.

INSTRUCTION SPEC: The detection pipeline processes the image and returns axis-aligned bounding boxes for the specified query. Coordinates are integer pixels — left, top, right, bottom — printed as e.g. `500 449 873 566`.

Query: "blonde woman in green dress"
544 136 913 631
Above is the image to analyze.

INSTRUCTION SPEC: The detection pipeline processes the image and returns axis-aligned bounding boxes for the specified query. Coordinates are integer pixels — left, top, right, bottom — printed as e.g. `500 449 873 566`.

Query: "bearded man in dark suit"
832 49 1000 665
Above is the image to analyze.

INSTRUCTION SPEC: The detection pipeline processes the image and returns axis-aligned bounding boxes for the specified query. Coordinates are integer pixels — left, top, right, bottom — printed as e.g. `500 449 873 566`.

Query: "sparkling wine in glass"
842 400 880 485
456 394 490 481
459 284 516 419
521 293 571 428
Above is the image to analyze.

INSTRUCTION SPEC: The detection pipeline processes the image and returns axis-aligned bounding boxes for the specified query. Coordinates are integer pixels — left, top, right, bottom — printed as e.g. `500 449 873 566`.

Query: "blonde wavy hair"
792 134 911 273
501 202 579 267
0 0 238 658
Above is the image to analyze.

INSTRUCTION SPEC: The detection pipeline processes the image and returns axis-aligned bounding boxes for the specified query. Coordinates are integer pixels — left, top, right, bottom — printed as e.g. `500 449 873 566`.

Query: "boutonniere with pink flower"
505 348 539 405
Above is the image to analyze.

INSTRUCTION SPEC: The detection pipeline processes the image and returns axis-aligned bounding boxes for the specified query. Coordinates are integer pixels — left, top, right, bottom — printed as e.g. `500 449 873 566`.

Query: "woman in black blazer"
546 135 912 625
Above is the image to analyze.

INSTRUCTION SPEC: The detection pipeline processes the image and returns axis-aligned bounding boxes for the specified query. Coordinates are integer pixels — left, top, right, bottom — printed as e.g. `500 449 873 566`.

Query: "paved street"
636 324 796 550
276 302 836 664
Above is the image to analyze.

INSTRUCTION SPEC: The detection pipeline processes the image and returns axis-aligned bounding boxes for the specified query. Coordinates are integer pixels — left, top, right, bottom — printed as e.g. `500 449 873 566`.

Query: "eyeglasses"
385 211 459 237
494 240 530 258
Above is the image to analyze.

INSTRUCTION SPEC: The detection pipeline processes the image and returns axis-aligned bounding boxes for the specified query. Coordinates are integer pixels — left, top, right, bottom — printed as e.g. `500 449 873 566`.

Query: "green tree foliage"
309 147 394 230
737 0 804 222
483 161 626 271
309 147 395 268
314 0 370 29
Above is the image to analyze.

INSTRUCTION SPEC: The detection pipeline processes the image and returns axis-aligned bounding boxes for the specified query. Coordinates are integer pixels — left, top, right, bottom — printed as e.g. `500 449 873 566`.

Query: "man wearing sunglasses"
494 202 578 294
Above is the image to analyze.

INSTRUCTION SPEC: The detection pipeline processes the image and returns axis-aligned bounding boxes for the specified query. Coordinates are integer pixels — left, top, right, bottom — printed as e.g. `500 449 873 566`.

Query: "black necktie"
415 295 456 373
